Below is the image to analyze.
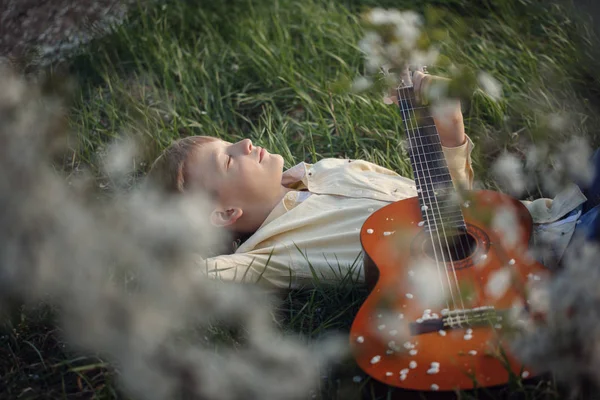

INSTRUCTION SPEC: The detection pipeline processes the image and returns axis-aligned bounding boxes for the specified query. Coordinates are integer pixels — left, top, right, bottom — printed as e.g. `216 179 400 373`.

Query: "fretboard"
396 86 466 233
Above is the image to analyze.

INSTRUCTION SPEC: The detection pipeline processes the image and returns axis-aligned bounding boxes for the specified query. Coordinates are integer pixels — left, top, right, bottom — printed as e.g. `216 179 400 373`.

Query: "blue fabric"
573 148 600 242
573 204 599 241
581 148 600 213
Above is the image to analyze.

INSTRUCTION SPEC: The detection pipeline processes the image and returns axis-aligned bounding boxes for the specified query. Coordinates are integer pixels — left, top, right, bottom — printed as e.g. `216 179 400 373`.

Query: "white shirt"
200 137 587 288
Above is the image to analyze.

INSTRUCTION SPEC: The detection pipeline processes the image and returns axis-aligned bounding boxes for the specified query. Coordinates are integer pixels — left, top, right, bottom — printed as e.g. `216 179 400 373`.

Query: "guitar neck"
396 86 466 233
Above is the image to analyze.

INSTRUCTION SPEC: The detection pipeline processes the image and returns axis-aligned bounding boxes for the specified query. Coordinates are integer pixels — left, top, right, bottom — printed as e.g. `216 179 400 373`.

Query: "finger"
383 95 398 105
412 70 426 102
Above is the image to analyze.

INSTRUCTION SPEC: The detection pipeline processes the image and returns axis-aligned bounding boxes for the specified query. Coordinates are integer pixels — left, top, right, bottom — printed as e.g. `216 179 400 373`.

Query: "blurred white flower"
359 9 429 73
562 136 594 186
547 113 568 131
527 281 550 316
409 49 440 72
491 206 521 250
351 76 373 93
0 67 344 400
492 152 527 196
477 71 502 101
408 257 449 308
102 137 139 177
430 99 459 124
485 267 512 299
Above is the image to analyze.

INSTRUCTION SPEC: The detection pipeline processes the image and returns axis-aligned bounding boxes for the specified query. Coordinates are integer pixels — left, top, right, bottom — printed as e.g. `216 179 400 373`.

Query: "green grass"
3 0 600 398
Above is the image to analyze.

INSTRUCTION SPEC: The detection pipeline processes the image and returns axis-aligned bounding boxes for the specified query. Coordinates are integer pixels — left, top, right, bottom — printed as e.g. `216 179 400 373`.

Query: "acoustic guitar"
350 69 549 392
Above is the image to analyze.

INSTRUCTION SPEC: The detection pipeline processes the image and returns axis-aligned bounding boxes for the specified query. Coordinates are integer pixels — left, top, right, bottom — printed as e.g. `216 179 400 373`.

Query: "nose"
238 138 252 155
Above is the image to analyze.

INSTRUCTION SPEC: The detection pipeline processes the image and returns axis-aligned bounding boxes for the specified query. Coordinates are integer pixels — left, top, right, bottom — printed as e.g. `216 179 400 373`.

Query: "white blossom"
408 257 449 308
351 76 373 93
492 152 527 196
485 267 512 299
491 206 521 250
477 71 502 101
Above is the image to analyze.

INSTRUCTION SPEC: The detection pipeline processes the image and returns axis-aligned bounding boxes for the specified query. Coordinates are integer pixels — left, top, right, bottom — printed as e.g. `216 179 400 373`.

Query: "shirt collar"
256 163 314 230
281 162 311 189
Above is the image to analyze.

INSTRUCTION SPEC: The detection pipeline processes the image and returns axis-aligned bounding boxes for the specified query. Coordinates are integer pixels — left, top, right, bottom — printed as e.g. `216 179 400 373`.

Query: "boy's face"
185 138 287 231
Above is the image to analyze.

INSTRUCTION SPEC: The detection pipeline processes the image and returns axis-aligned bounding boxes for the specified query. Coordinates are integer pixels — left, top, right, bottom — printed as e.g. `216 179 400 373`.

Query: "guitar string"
401 79 468 322
407 87 466 326
396 84 457 315
400 81 468 320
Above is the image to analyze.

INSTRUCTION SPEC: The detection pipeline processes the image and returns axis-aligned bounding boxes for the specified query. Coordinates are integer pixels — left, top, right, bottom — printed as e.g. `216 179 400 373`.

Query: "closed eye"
227 155 231 169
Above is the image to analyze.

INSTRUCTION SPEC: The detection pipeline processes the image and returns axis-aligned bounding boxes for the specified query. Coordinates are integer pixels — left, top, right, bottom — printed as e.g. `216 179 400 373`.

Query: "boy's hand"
384 69 466 148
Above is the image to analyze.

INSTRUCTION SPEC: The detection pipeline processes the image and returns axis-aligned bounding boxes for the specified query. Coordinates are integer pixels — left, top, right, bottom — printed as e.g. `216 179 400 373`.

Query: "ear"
210 206 243 228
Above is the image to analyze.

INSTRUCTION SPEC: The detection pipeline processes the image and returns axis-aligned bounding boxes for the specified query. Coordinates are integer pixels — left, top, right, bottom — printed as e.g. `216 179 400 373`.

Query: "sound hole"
422 233 477 262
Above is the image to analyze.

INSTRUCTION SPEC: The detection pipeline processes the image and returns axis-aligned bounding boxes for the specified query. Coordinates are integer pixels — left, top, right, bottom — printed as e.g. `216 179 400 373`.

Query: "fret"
415 178 453 187
403 116 436 127
398 105 429 112
415 174 453 183
419 204 464 215
407 126 437 136
416 188 454 198
406 133 441 141
411 159 447 168
422 212 465 219
414 172 453 180
414 169 450 177
418 199 457 208
406 124 437 132
412 116 435 126
416 193 454 202
420 209 465 218
408 145 444 154
407 139 442 147
418 198 457 206
421 209 466 218
407 152 447 160
416 181 454 189
419 203 464 212
414 179 454 186
414 165 452 173
397 96 417 104
423 215 466 223
401 107 431 115
408 140 443 155
418 200 457 208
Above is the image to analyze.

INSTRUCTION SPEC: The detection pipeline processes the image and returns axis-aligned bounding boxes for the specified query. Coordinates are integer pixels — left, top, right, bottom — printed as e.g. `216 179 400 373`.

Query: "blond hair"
148 136 219 194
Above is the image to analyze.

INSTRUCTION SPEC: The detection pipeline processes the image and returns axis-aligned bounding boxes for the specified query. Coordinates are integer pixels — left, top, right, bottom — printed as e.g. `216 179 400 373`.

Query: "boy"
149 71 593 289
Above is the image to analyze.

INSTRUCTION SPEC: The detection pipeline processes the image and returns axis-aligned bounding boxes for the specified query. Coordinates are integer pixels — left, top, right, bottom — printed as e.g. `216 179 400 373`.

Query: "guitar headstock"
381 65 428 90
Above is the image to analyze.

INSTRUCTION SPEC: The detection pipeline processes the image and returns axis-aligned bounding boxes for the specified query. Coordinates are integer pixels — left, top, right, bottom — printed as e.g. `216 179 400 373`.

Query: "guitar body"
350 190 550 392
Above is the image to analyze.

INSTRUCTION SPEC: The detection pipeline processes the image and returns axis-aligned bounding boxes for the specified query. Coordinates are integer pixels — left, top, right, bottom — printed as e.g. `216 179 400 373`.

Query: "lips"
259 147 265 163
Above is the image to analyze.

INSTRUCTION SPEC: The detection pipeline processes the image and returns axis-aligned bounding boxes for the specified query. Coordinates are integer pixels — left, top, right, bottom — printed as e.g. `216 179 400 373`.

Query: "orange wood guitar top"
351 190 550 392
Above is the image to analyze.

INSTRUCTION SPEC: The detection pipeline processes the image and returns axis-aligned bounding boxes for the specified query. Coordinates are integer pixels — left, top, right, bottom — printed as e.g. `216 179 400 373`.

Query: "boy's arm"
197 252 295 289
442 136 474 190
386 70 466 148
418 72 473 189
385 70 473 189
